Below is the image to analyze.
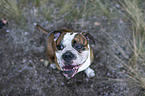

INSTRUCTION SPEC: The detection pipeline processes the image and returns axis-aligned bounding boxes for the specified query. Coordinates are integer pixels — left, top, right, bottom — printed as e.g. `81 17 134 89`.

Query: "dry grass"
91 0 111 16
0 0 22 22
108 0 145 95
0 0 113 23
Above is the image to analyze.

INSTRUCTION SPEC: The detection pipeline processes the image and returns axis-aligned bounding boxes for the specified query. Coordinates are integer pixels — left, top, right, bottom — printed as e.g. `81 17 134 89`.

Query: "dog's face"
54 32 94 77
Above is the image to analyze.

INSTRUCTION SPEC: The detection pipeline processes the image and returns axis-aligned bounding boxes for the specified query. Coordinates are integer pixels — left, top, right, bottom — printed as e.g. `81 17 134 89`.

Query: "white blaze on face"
55 33 77 69
55 32 91 72
63 33 77 48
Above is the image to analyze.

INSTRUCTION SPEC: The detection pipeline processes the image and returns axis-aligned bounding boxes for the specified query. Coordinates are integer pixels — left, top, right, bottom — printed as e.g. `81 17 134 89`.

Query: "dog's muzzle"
62 51 77 65
61 51 80 77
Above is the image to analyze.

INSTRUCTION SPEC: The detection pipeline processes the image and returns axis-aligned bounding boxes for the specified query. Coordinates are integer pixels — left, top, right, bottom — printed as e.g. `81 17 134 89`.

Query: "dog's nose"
62 51 76 61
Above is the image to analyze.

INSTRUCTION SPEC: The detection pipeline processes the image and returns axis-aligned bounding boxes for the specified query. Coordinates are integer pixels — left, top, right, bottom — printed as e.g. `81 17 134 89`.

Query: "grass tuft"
108 0 145 95
0 0 22 22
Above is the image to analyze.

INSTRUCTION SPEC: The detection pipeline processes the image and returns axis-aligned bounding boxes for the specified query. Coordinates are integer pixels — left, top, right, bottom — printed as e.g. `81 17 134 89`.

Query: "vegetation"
114 0 145 95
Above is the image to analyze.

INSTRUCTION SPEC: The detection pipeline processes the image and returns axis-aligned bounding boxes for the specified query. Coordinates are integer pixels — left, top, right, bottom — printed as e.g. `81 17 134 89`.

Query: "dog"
36 25 95 78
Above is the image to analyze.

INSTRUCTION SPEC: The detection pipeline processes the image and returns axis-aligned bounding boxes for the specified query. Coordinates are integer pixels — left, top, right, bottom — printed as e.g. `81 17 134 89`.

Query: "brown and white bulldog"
37 25 95 79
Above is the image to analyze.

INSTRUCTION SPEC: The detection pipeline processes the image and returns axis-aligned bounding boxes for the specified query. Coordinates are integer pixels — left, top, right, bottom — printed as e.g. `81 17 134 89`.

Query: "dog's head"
48 29 95 78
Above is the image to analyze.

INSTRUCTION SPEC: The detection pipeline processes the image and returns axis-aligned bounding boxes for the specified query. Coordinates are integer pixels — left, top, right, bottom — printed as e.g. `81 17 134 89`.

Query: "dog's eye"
73 40 77 44
72 40 85 51
57 44 64 50
75 44 84 51
76 45 82 49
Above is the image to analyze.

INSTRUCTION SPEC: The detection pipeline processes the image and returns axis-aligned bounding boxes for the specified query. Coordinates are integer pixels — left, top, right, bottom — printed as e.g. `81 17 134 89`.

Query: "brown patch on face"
56 32 66 45
72 34 89 51
73 34 88 45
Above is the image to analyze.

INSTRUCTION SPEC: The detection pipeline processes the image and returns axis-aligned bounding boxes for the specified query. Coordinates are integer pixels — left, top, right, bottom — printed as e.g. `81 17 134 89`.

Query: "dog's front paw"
50 63 57 69
84 67 95 78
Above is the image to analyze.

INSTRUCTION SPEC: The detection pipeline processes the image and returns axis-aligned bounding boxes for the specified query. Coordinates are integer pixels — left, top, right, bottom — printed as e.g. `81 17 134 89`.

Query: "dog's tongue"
62 70 77 77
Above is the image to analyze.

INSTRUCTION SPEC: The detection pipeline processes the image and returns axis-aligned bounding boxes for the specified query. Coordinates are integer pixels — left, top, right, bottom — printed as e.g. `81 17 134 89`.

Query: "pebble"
61 82 64 86
116 64 123 68
33 23 37 26
6 30 10 32
119 19 123 24
115 4 120 8
24 32 28 35
44 60 49 67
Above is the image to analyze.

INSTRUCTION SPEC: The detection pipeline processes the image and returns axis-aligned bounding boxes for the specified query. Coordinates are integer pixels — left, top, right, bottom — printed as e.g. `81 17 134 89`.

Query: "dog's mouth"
62 64 81 78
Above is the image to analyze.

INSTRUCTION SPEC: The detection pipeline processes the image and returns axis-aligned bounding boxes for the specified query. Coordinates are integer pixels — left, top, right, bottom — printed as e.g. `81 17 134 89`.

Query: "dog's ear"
46 30 62 63
47 30 62 41
50 28 72 41
81 32 95 45
48 28 72 41
36 24 62 41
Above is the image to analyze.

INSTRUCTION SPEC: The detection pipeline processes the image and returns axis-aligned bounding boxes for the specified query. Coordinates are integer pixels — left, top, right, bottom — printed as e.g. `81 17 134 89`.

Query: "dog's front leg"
84 67 95 78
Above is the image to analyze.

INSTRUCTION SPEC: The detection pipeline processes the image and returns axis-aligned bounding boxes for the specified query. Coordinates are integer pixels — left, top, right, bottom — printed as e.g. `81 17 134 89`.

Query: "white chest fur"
77 44 91 72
